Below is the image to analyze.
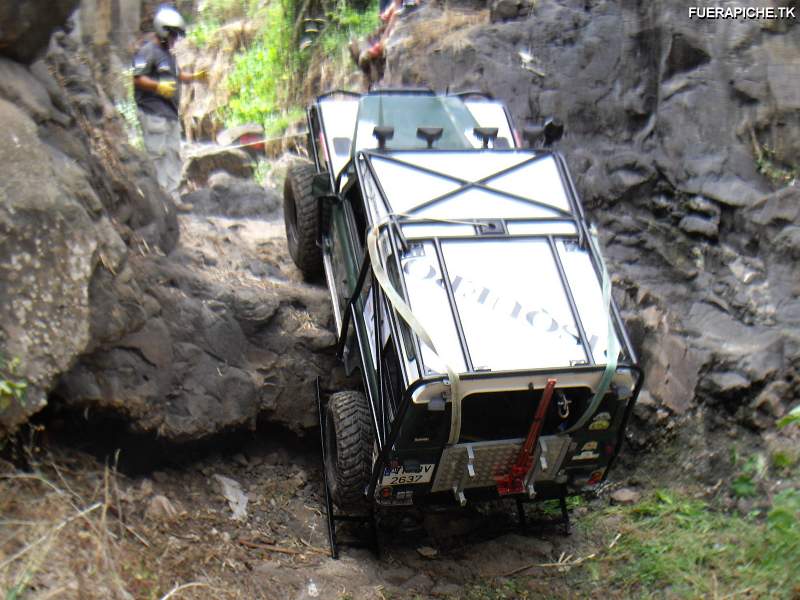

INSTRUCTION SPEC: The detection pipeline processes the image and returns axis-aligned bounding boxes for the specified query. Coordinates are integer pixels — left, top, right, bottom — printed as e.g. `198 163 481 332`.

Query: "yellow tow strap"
562 226 620 434
366 220 463 445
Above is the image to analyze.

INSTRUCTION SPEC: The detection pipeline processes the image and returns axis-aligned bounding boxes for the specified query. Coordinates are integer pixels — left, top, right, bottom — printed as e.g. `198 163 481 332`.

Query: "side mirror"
522 118 564 148
543 119 565 145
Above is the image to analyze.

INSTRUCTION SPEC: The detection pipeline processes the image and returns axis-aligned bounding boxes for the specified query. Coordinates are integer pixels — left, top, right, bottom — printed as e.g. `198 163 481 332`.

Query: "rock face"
58 222 347 438
385 1 800 441
182 172 282 219
490 0 532 22
0 1 80 64
0 23 177 435
182 146 255 190
176 20 258 142
0 7 342 440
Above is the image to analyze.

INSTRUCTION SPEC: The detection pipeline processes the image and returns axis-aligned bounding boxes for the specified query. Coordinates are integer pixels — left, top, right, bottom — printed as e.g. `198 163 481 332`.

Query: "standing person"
132 5 205 201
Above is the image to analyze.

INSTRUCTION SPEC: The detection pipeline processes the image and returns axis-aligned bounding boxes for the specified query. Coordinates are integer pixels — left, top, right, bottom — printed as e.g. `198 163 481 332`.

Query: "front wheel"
324 390 374 510
283 160 322 278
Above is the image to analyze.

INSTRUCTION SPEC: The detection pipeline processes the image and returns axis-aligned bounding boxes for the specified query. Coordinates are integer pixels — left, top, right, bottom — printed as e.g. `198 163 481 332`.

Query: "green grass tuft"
575 488 800 598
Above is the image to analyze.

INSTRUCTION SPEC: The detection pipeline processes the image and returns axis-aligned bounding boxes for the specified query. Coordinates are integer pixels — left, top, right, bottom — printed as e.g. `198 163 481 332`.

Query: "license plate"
381 464 435 486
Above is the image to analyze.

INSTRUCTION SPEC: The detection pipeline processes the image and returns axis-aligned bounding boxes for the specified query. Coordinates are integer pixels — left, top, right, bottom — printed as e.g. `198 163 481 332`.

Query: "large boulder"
0 23 178 436
0 1 80 64
57 214 350 440
0 98 98 432
0 15 347 441
182 146 255 190
182 172 281 218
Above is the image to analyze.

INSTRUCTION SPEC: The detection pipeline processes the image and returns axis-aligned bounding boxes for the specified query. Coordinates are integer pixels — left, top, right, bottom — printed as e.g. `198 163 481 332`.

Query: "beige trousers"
139 110 182 201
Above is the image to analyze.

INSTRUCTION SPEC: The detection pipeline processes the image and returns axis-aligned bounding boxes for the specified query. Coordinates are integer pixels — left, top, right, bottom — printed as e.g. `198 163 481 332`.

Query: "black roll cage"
307 92 643 503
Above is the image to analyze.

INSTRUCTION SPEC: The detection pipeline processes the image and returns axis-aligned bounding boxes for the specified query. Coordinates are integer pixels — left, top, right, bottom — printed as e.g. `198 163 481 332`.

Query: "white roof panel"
366 152 572 221
440 239 588 371
484 156 570 213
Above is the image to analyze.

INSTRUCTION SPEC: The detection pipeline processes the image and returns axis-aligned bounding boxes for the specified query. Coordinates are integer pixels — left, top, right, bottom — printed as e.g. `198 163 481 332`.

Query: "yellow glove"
193 69 208 82
155 80 177 99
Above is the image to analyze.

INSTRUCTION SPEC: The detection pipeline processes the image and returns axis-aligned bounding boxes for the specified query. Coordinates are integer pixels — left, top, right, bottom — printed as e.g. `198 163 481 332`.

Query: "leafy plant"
756 145 798 186
0 356 28 413
197 0 263 22
253 159 271 186
778 404 800 429
223 0 298 128
730 453 767 499
317 0 379 55
772 450 798 471
264 106 306 136
187 18 221 47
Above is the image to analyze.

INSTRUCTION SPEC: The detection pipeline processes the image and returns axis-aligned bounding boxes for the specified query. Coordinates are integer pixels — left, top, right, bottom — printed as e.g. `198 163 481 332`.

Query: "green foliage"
264 106 306 136
0 356 28 413
188 0 266 46
778 404 800 429
197 0 264 22
772 450 798 471
731 454 767 498
253 159 271 186
210 0 377 130
5 583 25 600
187 18 220 47
317 0 380 55
223 0 298 128
574 488 800 598
116 69 143 149
756 145 798 186
731 474 757 498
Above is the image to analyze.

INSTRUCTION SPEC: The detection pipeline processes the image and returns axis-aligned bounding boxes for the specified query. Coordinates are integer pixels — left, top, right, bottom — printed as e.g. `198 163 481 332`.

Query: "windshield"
353 94 479 152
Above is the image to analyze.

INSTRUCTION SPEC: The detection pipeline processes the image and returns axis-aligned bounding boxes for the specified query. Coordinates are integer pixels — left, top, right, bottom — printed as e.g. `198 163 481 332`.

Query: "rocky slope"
385 0 800 453
0 2 799 598
0 3 347 440
0 3 177 435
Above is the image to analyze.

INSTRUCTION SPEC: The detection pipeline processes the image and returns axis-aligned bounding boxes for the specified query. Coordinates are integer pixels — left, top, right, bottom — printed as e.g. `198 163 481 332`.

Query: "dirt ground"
0 197 625 600
1 425 632 600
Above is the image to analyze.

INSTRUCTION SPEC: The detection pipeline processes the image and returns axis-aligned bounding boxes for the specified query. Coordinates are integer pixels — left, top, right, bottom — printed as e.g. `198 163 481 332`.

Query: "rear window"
353 94 479 152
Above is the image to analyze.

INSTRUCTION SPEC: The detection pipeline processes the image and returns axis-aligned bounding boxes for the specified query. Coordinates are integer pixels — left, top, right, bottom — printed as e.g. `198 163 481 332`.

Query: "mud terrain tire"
324 390 374 510
283 160 322 278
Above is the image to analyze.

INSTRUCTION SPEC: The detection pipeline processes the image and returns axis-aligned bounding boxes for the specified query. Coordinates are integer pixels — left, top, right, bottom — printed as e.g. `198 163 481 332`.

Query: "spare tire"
283 160 322 278
324 390 374 510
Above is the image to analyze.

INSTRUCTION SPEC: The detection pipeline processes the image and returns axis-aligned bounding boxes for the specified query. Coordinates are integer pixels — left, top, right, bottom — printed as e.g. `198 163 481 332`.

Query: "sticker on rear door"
381 464 435 486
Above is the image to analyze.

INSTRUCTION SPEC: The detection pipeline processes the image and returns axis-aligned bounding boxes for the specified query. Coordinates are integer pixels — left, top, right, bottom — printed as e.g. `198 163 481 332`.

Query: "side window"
346 188 368 248
387 258 417 363
313 111 328 172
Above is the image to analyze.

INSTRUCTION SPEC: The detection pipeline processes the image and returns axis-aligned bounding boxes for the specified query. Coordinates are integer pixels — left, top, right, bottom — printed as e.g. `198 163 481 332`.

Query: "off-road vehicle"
282 89 642 556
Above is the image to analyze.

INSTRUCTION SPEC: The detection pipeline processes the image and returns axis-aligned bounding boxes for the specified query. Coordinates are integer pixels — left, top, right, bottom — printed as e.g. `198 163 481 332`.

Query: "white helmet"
154 6 186 39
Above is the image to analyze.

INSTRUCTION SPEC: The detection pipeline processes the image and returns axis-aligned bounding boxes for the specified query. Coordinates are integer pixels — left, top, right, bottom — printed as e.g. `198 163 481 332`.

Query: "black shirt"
132 40 180 120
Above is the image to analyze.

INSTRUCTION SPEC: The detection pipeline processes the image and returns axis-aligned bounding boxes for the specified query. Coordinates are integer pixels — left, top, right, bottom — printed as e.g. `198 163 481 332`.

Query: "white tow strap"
562 227 620 434
366 220 463 445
